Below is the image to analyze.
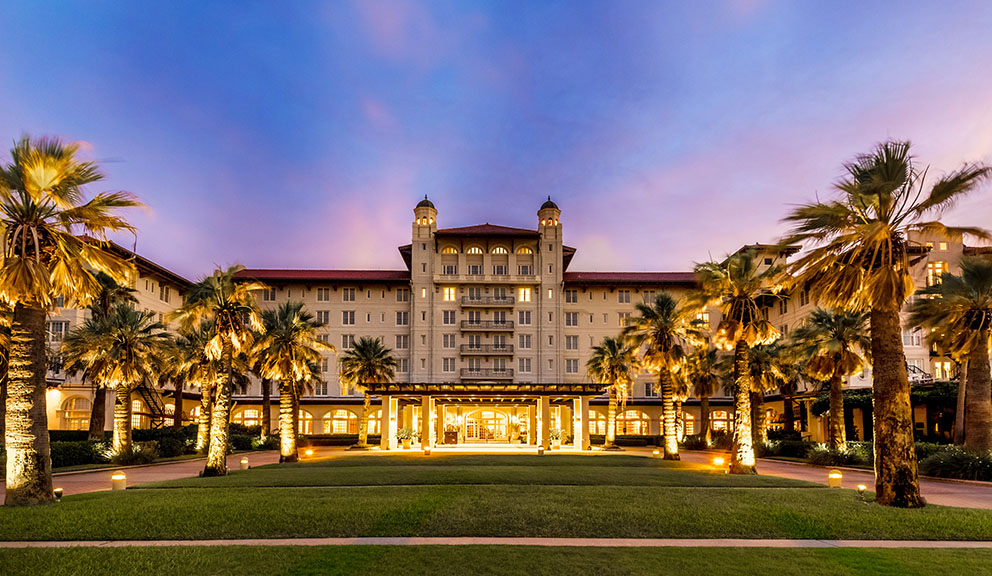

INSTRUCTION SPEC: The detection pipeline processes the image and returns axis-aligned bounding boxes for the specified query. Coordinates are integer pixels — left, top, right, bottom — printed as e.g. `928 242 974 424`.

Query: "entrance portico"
367 382 605 450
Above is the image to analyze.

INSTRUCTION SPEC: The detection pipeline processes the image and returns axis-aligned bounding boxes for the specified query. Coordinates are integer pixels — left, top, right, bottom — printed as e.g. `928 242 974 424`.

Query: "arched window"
324 409 358 434
711 410 733 432
190 405 202 423
164 403 175 416
233 409 261 427
441 246 458 254
299 409 314 434
588 410 607 435
467 246 483 255
618 410 649 435
366 410 382 434
60 396 91 431
492 246 508 254
516 247 534 255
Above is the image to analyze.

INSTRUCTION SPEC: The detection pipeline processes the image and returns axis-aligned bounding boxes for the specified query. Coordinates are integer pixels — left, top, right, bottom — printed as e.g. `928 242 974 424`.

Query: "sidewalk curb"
52 450 278 477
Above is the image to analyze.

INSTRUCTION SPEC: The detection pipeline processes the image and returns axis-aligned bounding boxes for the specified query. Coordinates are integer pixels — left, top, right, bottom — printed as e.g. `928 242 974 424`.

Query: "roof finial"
425 194 429 200
548 195 551 201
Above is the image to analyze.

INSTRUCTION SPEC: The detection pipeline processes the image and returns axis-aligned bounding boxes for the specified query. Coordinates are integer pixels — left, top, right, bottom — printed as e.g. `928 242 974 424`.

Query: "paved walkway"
2 537 992 548
675 449 992 510
0 451 280 504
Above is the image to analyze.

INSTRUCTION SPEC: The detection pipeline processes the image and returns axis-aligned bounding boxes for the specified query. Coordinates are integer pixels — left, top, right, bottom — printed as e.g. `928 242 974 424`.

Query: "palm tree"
171 266 265 476
790 308 871 451
84 272 137 441
685 346 723 446
0 136 141 506
780 140 990 507
908 256 992 452
173 322 218 452
339 337 397 448
253 301 334 462
624 292 697 460
743 342 791 447
690 250 779 474
62 304 172 453
586 336 639 449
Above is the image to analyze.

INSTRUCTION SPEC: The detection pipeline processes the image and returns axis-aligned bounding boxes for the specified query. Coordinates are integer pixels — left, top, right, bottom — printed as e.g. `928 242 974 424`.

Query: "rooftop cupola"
537 195 560 227
413 195 437 227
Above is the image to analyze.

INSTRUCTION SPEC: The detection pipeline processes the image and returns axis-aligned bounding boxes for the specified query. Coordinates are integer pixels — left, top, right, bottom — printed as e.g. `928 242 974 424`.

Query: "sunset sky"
2 1 992 279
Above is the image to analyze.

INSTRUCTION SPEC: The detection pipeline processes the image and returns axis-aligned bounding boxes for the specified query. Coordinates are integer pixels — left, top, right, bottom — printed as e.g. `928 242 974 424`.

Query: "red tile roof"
564 271 697 285
435 224 540 237
236 269 410 283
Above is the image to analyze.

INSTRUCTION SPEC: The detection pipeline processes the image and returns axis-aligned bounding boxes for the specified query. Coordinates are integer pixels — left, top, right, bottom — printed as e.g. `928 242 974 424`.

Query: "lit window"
519 287 531 302
467 246 483 255
325 410 358 434
442 246 458 254
298 410 314 434
516 247 533 254
939 242 948 251
443 287 457 301
927 261 948 287
493 246 508 254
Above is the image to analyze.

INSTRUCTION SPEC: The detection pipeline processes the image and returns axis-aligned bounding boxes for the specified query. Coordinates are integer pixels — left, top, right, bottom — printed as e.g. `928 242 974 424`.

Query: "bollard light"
712 456 725 467
240 457 250 471
857 484 867 495
827 469 843 488
304 449 314 457
652 449 660 457
423 446 431 456
111 473 127 491
53 488 63 502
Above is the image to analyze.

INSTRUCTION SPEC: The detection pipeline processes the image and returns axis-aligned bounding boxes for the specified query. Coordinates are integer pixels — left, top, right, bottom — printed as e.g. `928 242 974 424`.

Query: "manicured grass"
2 546 992 576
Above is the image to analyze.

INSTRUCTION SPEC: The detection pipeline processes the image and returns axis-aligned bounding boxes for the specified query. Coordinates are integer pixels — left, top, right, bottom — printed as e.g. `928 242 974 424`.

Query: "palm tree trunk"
869 302 923 507
659 371 679 460
4 303 53 506
203 344 233 477
357 391 371 447
828 370 846 451
954 360 967 445
964 330 992 452
195 385 212 452
0 373 7 443
605 386 618 448
173 379 184 429
730 339 756 474
700 396 711 446
750 390 767 448
112 387 133 454
783 395 795 434
87 383 107 441
261 378 271 440
278 380 298 462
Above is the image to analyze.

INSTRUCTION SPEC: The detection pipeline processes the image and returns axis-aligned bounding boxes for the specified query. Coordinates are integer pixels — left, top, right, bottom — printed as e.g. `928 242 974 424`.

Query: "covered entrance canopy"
364 382 606 451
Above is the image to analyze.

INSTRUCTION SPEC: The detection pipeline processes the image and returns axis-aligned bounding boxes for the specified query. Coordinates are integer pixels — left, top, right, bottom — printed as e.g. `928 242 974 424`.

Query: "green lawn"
2 546 992 576
3 453 992 541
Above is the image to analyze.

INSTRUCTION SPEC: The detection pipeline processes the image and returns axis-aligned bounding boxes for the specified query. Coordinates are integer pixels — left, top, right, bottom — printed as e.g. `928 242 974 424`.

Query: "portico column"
573 397 589 450
538 396 551 449
529 403 537 445
380 396 398 450
420 395 435 448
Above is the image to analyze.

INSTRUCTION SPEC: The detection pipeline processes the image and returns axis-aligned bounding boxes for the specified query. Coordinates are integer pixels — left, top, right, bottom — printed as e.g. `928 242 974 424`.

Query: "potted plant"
549 428 562 449
396 428 413 449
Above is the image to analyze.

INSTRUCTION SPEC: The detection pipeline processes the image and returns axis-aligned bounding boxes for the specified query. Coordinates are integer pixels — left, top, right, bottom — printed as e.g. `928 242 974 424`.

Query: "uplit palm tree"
253 301 334 462
173 322 218 452
339 337 397 448
790 308 871 451
909 256 992 452
0 136 141 506
780 140 990 507
685 346 723 445
0 310 11 444
743 342 790 447
586 336 639 449
62 304 172 453
171 266 265 476
624 292 697 460
690 250 779 473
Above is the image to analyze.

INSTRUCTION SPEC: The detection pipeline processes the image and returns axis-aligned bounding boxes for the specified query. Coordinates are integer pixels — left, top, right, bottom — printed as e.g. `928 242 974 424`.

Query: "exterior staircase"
136 380 169 428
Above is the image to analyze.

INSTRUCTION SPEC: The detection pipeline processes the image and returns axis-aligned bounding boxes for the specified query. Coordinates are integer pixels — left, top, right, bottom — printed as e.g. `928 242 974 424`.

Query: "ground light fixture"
240 457 250 471
111 472 127 491
857 484 868 502
423 446 431 456
712 456 726 472
304 449 314 457
828 469 843 488
652 449 660 457
53 488 63 502
537 446 545 455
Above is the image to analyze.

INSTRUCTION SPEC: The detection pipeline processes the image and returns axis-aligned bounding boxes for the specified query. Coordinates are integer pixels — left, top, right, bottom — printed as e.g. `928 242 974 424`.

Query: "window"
493 246 508 254
548 288 553 299
159 285 171 303
317 334 329 344
398 358 409 372
47 321 69 342
694 312 710 328
927 261 949 287
939 242 948 251
799 289 810 307
233 409 262 427
565 359 579 374
618 290 631 304
396 311 409 326
55 294 65 308
441 246 458 254
519 334 532 349
618 410 649 435
443 310 457 325
519 311 531 325
779 299 788 315
518 265 533 275
60 397 91 430
342 311 355 325
298 410 314 434
764 257 773 266
934 361 952 380
902 329 922 347
588 411 607 435
342 334 355 349
342 288 356 302
516 247 533 254
642 290 655 304
313 380 328 396
396 335 409 349
779 324 788 335
548 335 554 346
644 382 658 397
443 287 456 301
316 310 330 324
325 410 358 434
442 334 456 349
565 335 578 350
619 312 630 327
493 265 508 275
397 288 410 302
320 359 329 373
467 246 483 255
519 287 531 302
468 265 483 275
262 287 276 301
443 358 456 372
131 400 145 430
443 265 457 274
317 288 331 302
565 289 577 303
565 312 578 327
519 358 532 373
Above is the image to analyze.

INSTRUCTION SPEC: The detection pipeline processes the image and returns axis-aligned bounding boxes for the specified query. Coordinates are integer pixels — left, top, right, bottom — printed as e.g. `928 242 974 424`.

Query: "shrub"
252 435 280 450
396 428 413 441
806 443 871 466
49 430 92 442
914 442 947 461
709 431 733 450
919 447 992 481
228 434 255 451
680 434 709 450
50 441 100 468
110 441 159 465
229 423 262 436
767 429 803 442
302 434 382 446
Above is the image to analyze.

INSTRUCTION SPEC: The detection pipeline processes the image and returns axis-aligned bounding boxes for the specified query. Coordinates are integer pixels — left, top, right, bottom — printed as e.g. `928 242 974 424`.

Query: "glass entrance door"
465 410 509 442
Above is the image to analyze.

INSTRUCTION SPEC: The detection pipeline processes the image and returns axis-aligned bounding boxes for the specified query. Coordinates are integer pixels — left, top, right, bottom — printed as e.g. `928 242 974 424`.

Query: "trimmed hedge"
50 441 104 468
301 434 382 446
920 447 992 481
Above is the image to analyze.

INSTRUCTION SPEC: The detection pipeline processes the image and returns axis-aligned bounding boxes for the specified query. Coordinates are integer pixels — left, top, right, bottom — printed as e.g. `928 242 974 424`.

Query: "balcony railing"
461 296 515 306
460 344 515 355
461 368 514 380
460 320 515 331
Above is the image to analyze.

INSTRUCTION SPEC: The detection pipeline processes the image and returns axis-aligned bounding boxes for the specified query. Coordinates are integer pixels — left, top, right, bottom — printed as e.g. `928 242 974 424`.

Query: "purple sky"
2 1 992 280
